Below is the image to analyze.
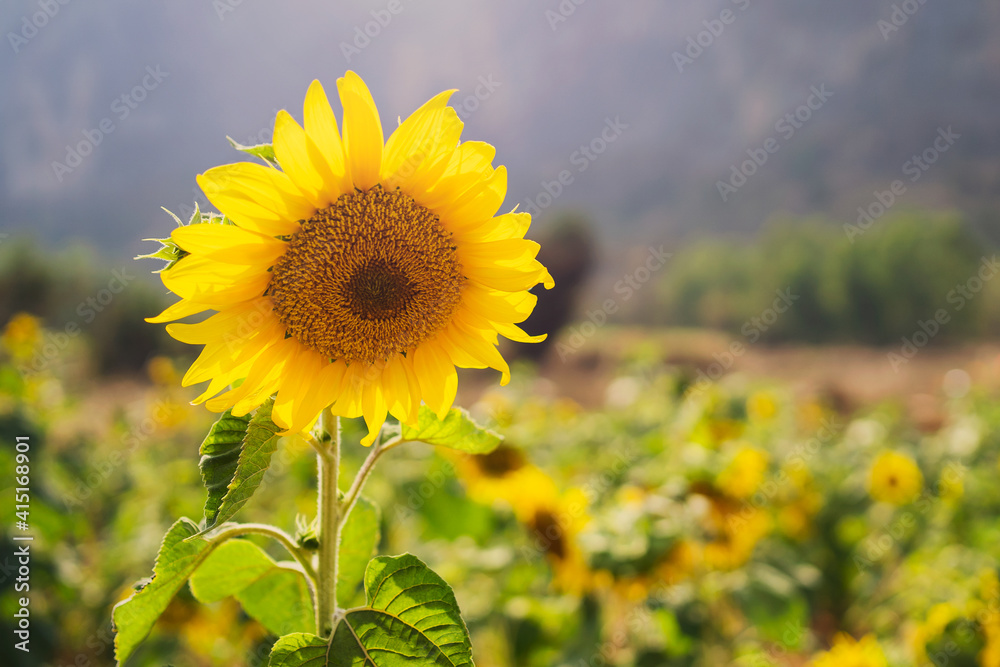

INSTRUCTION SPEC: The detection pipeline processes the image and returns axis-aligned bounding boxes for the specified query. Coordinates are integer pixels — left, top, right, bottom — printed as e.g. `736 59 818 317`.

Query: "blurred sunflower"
775 465 822 540
654 538 702 586
689 481 771 570
869 451 923 505
746 390 778 422
451 444 564 523
147 71 552 444
911 602 963 665
524 488 592 595
809 633 888 667
716 445 769 500
2 312 41 361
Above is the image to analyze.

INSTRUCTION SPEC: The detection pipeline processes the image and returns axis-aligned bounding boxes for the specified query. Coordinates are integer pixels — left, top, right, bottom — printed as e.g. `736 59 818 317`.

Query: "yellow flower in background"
716 445 770 499
911 602 962 665
776 466 822 540
979 570 1000 667
146 355 180 387
524 488 592 595
869 451 923 505
452 444 561 522
148 71 552 444
747 390 778 422
695 489 772 571
2 312 41 361
655 539 702 586
810 633 888 667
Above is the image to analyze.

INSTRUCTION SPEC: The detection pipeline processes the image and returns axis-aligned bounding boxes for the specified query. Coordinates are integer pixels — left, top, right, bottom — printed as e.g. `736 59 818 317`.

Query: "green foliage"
198 397 280 534
269 554 474 667
401 406 502 454
658 212 991 343
189 539 314 636
198 408 252 524
337 495 381 609
113 518 211 665
0 237 181 374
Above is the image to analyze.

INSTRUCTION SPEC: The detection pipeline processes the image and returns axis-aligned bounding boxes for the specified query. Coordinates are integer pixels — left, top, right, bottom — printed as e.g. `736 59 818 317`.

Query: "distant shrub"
657 212 992 344
0 237 182 375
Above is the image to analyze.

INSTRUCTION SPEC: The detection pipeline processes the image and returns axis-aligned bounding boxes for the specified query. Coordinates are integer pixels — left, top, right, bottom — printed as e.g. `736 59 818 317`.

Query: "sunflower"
868 450 923 506
147 72 552 444
809 633 888 667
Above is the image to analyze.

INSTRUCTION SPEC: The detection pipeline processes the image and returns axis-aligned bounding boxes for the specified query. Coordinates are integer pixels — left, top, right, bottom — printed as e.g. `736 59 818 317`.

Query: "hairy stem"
316 411 341 637
201 522 317 582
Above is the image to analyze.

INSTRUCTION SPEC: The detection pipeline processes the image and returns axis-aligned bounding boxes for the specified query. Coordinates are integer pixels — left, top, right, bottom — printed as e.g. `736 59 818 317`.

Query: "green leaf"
198 397 281 535
337 495 381 608
199 409 252 525
268 554 474 666
268 633 328 666
113 518 212 665
189 539 314 636
227 136 278 165
401 406 502 455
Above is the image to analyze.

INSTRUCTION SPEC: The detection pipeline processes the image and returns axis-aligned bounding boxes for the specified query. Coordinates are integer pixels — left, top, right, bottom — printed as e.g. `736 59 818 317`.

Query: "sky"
1 0 998 261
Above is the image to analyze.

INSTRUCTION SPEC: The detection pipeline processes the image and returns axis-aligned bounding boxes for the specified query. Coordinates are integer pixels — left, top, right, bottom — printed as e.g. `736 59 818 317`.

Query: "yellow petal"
360 375 388 446
420 141 496 210
381 89 459 186
272 345 314 431
171 224 287 266
462 285 537 324
437 166 507 230
273 110 342 208
197 163 313 236
206 337 295 414
146 298 212 323
162 255 271 306
451 211 531 244
495 322 547 344
293 358 347 431
182 316 284 386
458 238 541 269
191 355 256 405
464 259 554 293
337 71 383 191
303 80 352 194
165 297 273 344
413 340 458 420
444 322 510 385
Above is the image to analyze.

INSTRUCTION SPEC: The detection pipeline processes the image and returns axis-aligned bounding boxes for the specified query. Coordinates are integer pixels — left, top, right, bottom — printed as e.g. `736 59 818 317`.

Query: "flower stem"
339 434 401 525
316 411 341 637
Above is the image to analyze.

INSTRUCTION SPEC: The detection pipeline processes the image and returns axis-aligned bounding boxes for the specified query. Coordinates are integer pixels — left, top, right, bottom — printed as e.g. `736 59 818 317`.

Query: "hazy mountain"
2 0 998 262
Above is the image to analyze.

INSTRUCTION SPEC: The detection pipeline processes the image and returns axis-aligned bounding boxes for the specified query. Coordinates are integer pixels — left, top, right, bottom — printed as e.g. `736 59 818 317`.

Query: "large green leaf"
401 406 501 455
199 397 281 534
189 539 314 636
337 495 381 609
113 518 211 665
198 408 252 524
268 554 474 666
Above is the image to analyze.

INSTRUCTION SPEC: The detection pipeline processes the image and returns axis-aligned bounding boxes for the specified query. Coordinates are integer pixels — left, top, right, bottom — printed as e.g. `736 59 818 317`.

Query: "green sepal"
227 136 278 166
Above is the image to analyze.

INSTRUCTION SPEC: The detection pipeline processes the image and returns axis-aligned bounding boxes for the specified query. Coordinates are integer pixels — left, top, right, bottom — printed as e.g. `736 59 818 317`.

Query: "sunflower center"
268 186 464 363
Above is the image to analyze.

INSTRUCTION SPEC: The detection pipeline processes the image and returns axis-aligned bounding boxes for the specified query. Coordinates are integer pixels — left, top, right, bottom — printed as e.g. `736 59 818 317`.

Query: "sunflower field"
5 311 1000 667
